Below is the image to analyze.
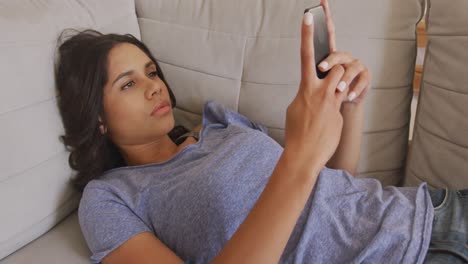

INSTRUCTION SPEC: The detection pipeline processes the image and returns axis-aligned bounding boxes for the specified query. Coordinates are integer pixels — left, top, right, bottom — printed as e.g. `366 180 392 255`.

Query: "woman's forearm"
326 103 364 176
211 149 322 264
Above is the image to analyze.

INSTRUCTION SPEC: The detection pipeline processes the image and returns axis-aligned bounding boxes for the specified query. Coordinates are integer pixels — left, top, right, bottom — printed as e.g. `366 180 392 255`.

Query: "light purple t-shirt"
78 100 434 264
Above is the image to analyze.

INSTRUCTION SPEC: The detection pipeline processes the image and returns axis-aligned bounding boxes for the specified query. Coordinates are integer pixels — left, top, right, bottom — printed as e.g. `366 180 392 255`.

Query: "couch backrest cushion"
0 0 140 260
135 0 424 186
404 0 468 188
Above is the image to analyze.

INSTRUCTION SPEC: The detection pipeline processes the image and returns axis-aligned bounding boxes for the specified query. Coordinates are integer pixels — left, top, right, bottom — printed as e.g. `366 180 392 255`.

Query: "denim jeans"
424 188 468 263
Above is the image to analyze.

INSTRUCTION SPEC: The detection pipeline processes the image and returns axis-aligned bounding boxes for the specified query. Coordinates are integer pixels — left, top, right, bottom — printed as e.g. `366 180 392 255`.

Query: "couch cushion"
0 0 140 260
404 0 468 188
136 0 424 185
0 211 90 264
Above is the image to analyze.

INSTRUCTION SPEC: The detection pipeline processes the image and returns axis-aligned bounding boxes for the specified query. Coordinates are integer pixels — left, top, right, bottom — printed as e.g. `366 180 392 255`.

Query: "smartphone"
304 5 330 79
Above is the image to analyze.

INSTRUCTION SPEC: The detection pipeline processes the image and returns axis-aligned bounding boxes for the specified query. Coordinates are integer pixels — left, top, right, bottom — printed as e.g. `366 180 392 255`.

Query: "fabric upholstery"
0 0 140 260
404 0 468 189
0 211 89 264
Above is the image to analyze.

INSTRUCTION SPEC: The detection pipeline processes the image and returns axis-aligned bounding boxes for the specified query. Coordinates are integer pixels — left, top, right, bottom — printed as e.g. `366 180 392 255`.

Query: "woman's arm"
318 0 370 176
318 54 371 176
326 103 364 176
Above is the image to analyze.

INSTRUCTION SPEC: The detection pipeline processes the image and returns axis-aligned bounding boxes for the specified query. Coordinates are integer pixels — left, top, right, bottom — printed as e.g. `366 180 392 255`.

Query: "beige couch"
1 0 466 263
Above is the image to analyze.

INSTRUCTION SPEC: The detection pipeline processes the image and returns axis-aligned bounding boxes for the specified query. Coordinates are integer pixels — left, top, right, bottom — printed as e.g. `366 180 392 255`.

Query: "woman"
55 1 467 264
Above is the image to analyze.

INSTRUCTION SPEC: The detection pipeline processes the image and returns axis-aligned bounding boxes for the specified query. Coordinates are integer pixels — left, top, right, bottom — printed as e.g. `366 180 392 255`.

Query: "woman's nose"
145 82 162 100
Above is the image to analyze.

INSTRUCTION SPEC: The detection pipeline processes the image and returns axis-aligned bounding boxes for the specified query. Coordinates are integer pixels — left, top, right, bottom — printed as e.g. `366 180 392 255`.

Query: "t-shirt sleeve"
78 184 153 264
203 100 269 135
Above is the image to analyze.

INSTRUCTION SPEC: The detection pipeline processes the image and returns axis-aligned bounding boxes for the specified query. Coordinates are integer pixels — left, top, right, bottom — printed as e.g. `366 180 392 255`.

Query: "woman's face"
101 43 174 146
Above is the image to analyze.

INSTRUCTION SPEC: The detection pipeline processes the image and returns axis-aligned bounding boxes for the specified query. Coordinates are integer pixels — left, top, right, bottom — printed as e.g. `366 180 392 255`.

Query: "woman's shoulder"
79 174 132 205
79 179 115 206
78 174 145 220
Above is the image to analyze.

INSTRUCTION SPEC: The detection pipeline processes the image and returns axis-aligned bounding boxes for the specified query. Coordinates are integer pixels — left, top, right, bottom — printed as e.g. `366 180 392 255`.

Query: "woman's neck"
119 134 193 166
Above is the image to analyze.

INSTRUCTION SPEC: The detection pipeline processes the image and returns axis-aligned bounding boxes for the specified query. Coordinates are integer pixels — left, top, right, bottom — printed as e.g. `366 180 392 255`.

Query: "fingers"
337 59 364 96
335 87 348 106
346 69 371 102
319 54 370 101
326 64 345 96
321 0 337 52
327 65 348 107
317 51 354 72
300 11 317 86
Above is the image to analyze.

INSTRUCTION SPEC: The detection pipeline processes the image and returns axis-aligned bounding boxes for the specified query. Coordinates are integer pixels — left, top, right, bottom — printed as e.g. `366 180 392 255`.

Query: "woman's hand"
317 0 372 106
284 11 347 171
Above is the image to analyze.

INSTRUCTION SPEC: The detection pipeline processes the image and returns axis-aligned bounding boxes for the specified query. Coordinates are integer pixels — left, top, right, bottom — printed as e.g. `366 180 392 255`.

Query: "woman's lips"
151 101 171 117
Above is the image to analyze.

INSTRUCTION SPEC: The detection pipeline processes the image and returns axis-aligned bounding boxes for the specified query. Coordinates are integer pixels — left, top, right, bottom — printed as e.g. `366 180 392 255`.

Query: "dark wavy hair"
54 29 189 193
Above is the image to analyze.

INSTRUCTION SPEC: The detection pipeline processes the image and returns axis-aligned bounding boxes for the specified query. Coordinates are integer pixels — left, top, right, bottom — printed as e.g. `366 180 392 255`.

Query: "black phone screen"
304 6 331 79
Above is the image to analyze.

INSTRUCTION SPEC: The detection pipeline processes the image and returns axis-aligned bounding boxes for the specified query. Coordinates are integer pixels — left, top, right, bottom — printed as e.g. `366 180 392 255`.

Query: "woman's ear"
98 115 107 135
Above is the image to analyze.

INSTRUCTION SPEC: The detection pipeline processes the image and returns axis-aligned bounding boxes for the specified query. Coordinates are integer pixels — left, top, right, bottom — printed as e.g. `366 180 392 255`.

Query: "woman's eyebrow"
112 61 155 86
112 70 133 86
145 61 155 68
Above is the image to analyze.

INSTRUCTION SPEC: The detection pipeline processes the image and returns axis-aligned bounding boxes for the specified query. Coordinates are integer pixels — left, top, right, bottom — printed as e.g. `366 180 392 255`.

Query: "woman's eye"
148 71 158 78
121 80 135 90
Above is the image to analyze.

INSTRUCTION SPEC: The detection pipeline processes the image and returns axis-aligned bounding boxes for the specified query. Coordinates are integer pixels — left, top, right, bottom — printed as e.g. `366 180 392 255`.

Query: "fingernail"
337 81 347 92
348 91 357 101
303 12 313 26
319 61 329 70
